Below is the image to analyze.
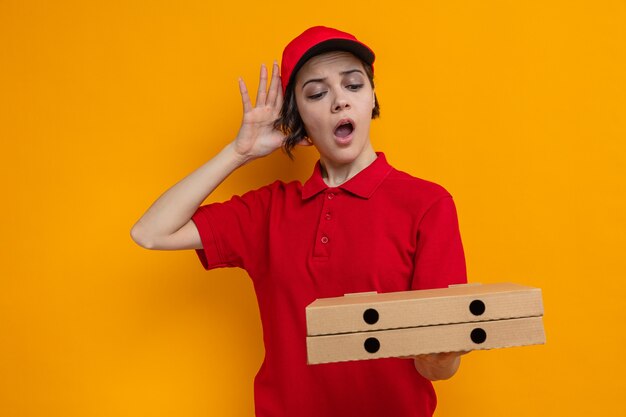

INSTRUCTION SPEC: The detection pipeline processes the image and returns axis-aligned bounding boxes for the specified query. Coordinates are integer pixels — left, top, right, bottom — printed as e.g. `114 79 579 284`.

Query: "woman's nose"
332 92 351 112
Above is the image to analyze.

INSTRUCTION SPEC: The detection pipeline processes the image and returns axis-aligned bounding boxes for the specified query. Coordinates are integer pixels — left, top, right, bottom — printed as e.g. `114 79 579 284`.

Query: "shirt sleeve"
410 195 468 290
190 183 274 272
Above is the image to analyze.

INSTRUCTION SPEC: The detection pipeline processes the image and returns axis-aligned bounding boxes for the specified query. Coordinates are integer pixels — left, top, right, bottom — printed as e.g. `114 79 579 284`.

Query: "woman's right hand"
232 61 287 163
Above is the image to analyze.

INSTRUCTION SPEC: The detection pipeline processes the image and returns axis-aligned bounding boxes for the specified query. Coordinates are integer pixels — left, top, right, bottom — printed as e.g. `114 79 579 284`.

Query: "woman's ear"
372 90 376 109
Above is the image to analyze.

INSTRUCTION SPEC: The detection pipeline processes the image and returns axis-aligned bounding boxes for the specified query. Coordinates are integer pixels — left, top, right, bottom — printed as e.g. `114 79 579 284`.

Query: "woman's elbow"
130 224 156 249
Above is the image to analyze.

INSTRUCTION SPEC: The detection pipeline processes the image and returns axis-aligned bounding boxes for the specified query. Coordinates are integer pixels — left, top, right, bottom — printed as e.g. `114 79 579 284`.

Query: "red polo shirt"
191 152 467 417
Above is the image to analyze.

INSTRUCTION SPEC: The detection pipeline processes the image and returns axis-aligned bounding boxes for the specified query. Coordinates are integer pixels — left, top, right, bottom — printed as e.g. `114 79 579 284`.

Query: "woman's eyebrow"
340 68 364 76
302 78 326 89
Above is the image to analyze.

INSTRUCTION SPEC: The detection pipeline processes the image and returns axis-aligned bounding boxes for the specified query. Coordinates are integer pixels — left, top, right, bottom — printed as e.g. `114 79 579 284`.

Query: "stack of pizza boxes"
305 283 545 365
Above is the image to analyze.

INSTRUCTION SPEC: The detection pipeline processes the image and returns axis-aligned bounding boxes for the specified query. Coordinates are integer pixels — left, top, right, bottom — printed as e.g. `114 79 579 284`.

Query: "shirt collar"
302 152 393 200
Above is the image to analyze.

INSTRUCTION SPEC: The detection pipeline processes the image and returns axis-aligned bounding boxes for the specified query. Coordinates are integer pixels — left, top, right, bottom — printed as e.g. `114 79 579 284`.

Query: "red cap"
280 26 375 93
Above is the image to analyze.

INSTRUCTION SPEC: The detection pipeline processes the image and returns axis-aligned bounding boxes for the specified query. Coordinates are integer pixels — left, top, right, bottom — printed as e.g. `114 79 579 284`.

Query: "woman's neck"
320 146 377 187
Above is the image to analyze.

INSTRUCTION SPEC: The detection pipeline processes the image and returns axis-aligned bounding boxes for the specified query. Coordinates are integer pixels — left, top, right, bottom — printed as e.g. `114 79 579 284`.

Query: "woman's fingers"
275 71 284 110
241 61 283 116
239 78 252 113
255 64 268 107
266 61 280 107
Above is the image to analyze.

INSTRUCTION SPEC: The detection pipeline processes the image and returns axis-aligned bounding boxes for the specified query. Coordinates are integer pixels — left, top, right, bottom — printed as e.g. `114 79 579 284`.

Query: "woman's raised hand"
232 61 286 162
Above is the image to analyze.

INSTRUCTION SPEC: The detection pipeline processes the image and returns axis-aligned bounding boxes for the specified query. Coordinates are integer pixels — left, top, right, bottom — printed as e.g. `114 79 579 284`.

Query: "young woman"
131 26 467 417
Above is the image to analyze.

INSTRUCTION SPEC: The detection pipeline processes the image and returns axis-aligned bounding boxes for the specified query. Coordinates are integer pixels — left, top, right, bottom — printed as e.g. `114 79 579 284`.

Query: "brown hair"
274 60 380 159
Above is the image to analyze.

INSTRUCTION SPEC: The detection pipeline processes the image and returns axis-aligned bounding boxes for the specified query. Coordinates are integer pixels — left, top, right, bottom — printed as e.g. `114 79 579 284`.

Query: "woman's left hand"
411 351 468 381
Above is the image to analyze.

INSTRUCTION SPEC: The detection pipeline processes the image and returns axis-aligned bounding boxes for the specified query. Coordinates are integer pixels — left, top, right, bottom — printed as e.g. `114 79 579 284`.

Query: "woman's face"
294 51 376 167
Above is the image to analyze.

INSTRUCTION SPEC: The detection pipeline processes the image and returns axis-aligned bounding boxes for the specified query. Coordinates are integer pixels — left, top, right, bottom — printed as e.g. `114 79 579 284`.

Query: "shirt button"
325 212 331 220
321 236 329 244
327 193 334 200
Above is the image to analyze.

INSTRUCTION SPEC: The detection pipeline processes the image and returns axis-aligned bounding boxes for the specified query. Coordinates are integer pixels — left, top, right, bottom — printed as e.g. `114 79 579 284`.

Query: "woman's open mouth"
333 118 355 144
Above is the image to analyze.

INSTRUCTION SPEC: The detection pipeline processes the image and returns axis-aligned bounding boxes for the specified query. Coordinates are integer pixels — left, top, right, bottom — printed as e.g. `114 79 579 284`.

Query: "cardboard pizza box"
307 316 546 365
305 283 546 365
306 283 543 336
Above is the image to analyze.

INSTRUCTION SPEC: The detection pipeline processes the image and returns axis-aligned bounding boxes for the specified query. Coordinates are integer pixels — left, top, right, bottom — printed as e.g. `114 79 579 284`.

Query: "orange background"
1 1 625 416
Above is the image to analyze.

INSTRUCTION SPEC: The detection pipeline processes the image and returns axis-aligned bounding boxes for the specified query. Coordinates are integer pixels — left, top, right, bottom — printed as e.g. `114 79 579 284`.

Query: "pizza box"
306 283 543 336
307 316 546 364
305 283 545 365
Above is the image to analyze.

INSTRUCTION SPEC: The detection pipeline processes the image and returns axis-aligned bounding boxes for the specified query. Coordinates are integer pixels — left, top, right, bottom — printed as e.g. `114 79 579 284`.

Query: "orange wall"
1 1 625 416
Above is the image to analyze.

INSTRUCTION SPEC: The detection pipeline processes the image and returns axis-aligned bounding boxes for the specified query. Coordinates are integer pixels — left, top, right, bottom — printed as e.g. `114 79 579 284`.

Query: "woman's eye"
307 91 326 100
347 83 364 91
